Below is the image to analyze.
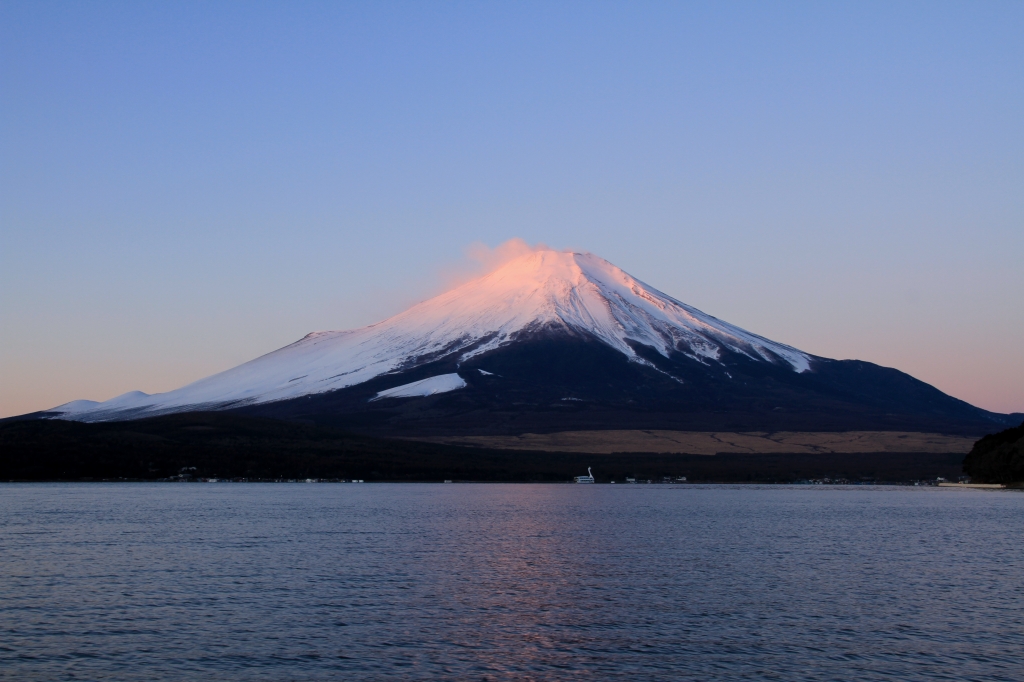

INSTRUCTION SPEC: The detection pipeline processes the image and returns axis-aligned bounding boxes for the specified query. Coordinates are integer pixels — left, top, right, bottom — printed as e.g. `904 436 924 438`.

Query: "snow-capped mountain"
49 250 810 421
41 249 1015 434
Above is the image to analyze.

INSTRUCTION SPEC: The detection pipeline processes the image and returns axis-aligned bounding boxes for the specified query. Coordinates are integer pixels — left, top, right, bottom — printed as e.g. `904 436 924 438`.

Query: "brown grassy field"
421 430 976 455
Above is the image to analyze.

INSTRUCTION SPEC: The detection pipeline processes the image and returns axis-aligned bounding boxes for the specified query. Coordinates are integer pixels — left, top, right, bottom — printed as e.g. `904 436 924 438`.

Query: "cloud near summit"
438 238 559 291
466 238 553 272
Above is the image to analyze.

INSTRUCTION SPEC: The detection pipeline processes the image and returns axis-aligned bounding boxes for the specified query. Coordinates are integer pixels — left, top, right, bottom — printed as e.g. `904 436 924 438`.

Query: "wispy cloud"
438 238 557 291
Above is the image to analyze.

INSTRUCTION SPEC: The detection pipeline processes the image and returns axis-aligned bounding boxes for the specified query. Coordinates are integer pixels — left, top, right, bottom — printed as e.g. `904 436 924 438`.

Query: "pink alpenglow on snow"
50 250 810 422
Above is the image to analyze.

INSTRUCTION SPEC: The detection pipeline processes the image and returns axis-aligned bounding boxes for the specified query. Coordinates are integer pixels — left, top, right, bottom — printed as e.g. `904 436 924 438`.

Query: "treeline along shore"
0 412 985 483
962 420 1024 484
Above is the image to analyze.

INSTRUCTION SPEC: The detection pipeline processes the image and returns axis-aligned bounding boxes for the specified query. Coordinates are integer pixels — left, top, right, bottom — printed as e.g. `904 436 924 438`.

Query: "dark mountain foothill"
0 412 968 484
962 420 1024 484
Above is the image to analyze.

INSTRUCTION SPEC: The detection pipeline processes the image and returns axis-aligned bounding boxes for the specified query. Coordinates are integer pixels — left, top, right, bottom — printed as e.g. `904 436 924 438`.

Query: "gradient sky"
2 1 1022 418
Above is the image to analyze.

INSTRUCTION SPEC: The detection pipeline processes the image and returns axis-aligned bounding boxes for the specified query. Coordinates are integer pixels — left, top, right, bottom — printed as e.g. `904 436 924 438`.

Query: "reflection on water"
1 483 1022 680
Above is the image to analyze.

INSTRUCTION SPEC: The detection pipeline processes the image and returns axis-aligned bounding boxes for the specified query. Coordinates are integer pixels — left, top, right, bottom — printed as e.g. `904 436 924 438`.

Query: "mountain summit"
44 249 1016 434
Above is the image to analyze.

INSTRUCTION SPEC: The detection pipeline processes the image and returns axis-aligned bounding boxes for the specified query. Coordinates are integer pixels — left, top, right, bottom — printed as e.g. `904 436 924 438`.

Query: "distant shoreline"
6 475 999 485
2 413 976 485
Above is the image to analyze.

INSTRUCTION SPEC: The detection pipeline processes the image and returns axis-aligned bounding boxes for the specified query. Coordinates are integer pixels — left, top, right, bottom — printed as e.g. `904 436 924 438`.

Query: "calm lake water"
1 483 1021 681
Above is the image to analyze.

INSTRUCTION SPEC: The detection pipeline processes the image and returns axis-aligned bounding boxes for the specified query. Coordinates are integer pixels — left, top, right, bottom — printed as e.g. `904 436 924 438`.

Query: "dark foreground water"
1 484 1021 681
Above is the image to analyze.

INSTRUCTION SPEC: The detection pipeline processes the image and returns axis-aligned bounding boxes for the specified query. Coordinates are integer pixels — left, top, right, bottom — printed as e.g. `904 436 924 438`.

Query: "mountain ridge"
23 249 1018 435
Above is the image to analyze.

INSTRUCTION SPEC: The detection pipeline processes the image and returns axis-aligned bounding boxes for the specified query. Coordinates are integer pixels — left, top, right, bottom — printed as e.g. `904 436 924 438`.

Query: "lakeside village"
154 467 971 486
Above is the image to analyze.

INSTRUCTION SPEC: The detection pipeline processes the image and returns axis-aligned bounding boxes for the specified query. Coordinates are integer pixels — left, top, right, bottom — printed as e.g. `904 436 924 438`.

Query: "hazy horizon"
2 2 1022 418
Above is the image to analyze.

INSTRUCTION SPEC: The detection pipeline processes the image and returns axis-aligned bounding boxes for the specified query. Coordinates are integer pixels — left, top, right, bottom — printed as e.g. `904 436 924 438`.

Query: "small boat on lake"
575 467 595 484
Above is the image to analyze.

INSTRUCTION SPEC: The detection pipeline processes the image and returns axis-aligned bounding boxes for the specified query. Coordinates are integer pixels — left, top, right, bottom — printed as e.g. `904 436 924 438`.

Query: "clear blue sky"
2 1 1022 417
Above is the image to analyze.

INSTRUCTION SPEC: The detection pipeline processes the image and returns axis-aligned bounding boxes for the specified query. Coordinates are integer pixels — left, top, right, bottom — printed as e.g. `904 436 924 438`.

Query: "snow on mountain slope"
371 374 467 401
50 250 811 421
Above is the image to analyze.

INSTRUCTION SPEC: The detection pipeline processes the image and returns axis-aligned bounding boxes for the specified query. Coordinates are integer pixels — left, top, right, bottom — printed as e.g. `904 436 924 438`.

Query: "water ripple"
1 483 1022 680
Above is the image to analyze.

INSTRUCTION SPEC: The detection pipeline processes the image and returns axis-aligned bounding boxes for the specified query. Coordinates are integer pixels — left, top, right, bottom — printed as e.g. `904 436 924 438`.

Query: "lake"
1 483 1021 680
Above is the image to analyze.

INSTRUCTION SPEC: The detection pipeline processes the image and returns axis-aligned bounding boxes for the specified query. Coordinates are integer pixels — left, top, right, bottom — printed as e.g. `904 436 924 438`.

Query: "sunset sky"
2 1 1022 417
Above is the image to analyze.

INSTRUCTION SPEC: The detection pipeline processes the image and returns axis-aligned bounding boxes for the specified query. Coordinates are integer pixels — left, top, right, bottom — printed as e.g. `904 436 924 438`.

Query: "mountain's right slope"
238 317 1017 438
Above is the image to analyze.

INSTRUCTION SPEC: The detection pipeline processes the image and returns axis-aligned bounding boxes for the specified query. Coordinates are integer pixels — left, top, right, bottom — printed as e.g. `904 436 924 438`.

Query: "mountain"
35 250 1018 436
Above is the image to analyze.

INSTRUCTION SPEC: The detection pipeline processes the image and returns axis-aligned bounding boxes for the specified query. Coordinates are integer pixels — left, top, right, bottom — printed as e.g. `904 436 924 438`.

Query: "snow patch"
371 374 467 401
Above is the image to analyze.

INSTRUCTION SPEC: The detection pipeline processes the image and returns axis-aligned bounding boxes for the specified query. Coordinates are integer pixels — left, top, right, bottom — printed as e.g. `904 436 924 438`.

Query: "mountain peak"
394 248 810 371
